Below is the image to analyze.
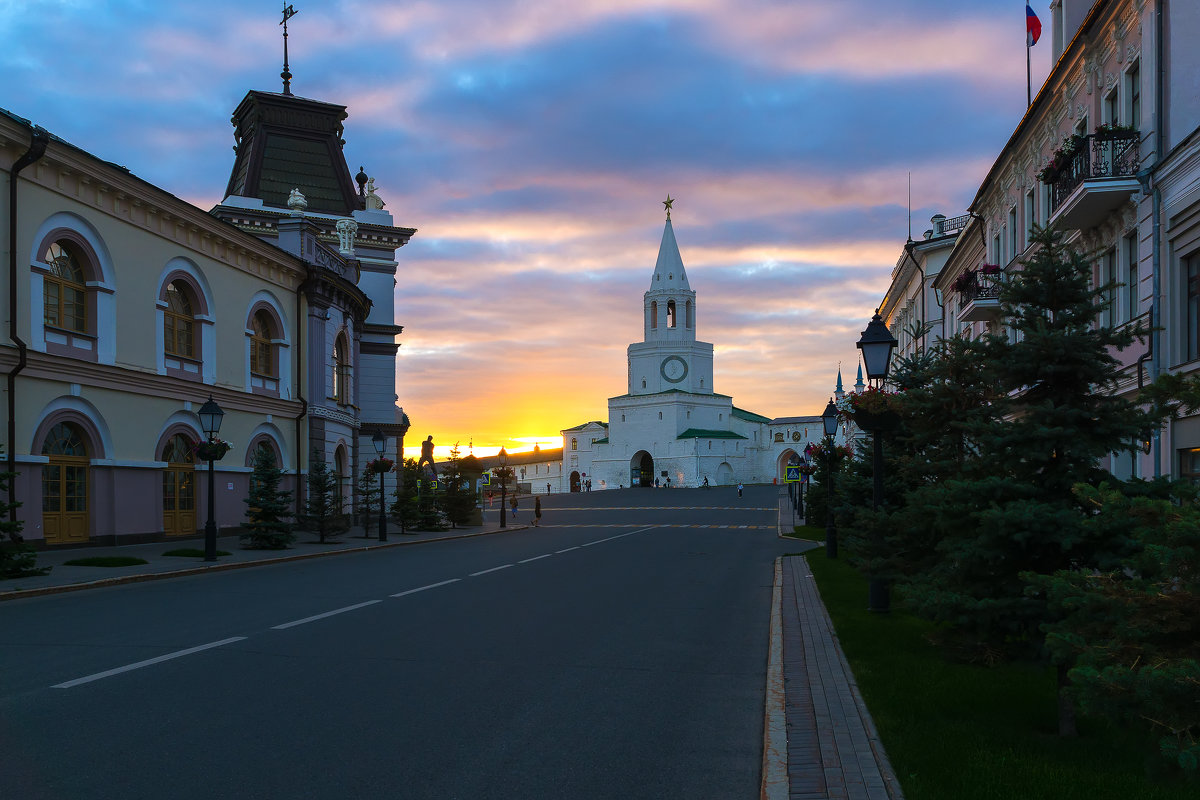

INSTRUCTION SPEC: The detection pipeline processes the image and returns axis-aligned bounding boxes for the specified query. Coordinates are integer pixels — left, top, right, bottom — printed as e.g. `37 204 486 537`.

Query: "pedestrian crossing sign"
785 465 801 482
482 472 491 487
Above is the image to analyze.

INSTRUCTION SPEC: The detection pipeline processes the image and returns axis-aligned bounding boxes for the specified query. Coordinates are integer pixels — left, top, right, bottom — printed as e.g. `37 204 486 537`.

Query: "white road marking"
391 578 460 598
555 547 579 553
271 600 381 630
582 526 659 546
518 554 553 563
470 564 513 576
53 636 248 689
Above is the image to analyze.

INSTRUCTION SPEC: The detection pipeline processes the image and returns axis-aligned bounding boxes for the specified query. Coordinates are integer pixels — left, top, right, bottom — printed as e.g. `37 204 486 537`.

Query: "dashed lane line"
53 637 248 689
272 600 382 630
391 578 460 598
52 523 661 689
470 564 514 577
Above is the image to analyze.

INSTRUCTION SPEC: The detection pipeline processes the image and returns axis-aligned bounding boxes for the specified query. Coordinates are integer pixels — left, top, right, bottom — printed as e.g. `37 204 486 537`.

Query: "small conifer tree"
0 447 48 578
438 444 476 528
242 447 295 549
302 458 348 543
355 467 380 537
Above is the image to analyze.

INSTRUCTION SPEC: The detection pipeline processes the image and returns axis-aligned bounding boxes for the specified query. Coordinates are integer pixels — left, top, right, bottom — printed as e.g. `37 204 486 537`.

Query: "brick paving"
781 556 903 800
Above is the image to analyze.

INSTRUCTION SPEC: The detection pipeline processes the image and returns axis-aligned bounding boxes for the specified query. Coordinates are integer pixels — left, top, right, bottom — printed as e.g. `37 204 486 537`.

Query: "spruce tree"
1031 481 1200 773
242 447 295 549
0 447 48 578
355 467 380 537
437 444 476 528
390 458 423 532
902 225 1157 732
302 458 347 543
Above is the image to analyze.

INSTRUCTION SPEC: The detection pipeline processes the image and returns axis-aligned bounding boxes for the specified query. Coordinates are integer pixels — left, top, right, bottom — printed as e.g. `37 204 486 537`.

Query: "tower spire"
280 4 299 96
663 194 673 220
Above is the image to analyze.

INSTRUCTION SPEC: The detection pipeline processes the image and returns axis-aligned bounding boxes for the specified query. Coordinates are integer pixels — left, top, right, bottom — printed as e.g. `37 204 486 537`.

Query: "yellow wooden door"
162 434 196 536
41 422 90 545
42 457 89 544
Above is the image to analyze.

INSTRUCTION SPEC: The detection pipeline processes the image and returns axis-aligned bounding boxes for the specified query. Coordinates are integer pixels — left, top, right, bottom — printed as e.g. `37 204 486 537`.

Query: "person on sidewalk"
510 494 518 520
534 496 542 527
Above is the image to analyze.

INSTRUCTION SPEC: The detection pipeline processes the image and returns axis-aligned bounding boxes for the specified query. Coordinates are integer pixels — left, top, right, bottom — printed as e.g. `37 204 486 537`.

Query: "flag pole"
1027 36 1033 108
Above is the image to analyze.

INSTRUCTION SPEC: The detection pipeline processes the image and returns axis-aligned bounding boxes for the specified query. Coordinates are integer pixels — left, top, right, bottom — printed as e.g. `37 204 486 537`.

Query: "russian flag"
1027 4 1042 46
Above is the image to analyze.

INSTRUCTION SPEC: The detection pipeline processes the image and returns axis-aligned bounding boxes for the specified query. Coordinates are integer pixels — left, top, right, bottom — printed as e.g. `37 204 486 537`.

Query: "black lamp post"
798 452 811 522
372 429 388 542
198 395 224 562
821 398 839 559
498 447 508 528
856 310 898 612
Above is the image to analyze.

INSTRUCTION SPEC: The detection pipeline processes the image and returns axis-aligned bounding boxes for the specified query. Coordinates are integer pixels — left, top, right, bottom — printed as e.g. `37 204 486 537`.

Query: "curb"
760 557 788 800
0 524 530 602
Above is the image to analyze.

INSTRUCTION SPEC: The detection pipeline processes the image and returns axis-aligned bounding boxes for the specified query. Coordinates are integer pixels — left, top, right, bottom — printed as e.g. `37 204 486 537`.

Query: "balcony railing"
1049 131 1140 211
955 272 1003 323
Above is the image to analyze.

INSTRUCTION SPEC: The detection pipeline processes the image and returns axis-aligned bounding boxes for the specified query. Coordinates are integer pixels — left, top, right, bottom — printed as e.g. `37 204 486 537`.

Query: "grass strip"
162 548 231 558
62 556 149 568
803 551 1194 800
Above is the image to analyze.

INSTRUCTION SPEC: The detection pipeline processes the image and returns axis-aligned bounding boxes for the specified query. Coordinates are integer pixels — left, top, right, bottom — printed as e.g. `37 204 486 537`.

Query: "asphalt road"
1 485 791 800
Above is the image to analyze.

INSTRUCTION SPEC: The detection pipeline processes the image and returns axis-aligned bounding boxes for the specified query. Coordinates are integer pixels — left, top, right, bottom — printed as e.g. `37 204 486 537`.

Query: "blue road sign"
482 473 491 487
784 465 801 483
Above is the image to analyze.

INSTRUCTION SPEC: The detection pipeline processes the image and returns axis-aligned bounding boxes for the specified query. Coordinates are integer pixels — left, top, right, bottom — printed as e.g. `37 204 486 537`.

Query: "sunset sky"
3 1 1052 458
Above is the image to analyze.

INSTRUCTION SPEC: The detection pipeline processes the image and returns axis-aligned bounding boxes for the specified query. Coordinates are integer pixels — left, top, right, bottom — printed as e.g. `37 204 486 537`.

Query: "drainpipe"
1150 0 1164 477
294 274 310 519
7 127 49 522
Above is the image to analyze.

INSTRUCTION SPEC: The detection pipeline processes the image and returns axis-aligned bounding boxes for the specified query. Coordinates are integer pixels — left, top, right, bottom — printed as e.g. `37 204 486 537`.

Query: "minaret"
626 197 714 395
854 365 865 394
835 368 845 402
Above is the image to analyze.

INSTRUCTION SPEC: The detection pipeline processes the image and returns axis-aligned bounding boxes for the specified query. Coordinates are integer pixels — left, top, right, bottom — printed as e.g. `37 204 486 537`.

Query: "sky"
2 0 1053 458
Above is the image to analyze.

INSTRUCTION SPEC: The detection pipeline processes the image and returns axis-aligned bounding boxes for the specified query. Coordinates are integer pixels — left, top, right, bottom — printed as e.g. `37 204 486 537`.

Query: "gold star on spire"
663 194 673 219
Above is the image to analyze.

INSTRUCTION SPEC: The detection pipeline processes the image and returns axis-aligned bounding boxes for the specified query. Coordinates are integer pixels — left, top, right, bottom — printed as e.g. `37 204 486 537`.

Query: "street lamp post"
372 429 388 542
857 310 898 613
498 447 508 528
198 395 225 562
799 452 811 522
821 398 839 559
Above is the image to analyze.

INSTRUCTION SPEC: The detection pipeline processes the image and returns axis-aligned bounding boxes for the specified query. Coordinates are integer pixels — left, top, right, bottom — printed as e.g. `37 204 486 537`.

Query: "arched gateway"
631 451 654 487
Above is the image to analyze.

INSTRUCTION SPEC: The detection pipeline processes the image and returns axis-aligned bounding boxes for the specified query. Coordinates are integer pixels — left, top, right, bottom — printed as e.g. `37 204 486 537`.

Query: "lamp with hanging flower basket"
367 457 394 475
193 437 232 462
836 387 903 431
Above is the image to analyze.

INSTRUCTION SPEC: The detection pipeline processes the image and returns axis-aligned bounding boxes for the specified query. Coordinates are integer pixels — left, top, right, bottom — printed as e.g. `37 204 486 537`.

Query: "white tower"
626 198 715 395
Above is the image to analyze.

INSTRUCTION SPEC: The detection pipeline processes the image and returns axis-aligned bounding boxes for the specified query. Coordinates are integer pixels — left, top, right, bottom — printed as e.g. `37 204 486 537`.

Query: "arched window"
650 301 658 329
250 311 275 378
332 335 350 405
667 300 677 328
43 242 87 333
164 281 196 359
686 300 693 328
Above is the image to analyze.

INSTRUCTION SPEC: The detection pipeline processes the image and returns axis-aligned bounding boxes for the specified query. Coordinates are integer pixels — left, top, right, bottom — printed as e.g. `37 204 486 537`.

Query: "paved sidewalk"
779 556 903 800
1 510 527 601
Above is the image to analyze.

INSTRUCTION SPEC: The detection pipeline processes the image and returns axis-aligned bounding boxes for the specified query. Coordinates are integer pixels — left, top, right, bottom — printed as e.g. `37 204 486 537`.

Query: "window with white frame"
1024 190 1036 247
1008 208 1017 259
1126 61 1141 129
1187 254 1200 362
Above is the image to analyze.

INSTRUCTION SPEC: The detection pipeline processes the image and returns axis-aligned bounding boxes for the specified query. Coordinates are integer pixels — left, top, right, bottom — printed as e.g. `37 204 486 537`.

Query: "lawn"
803 551 1195 800
62 556 149 568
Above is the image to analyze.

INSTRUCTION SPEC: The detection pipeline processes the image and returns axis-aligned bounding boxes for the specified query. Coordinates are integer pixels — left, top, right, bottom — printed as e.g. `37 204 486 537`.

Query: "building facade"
879 0 1200 482
1 80 414 546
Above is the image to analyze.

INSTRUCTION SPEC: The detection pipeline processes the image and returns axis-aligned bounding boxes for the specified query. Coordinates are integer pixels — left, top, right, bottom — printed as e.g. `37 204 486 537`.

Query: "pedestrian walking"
546 483 551 494
510 494 518 519
534 496 542 527
737 482 744 498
